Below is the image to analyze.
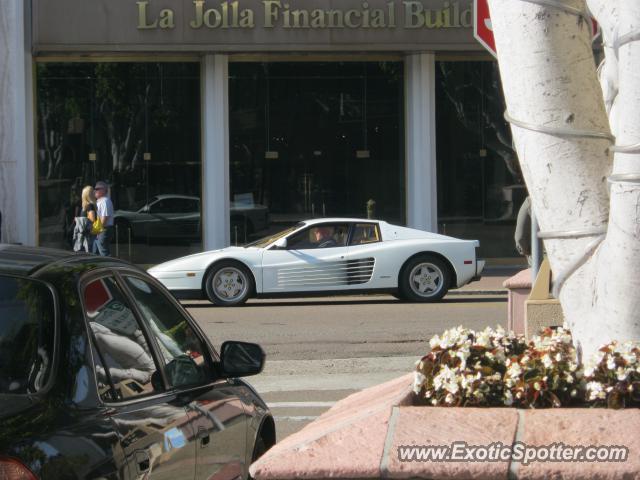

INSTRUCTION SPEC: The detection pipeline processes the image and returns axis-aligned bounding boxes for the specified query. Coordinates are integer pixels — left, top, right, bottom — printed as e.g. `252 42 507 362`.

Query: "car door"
82 273 197 480
345 222 392 289
120 273 249 480
261 222 353 293
147 198 199 240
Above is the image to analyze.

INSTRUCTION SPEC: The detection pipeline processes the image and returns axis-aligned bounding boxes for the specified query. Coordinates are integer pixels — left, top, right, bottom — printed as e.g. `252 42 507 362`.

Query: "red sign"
474 0 599 59
474 0 496 58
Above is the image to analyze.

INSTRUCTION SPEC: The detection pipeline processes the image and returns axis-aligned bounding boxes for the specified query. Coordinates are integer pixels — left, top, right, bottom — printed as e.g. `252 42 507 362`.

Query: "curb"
448 289 507 296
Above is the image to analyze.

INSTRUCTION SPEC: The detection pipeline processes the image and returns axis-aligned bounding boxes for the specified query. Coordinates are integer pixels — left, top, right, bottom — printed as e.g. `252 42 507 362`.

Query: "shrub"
413 326 640 409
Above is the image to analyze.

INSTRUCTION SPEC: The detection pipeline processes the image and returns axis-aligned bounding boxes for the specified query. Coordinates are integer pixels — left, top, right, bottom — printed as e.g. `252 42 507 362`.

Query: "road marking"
268 401 337 408
274 415 320 421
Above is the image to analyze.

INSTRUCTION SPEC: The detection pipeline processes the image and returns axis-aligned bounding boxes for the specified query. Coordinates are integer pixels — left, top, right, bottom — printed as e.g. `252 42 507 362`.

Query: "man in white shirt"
93 180 115 256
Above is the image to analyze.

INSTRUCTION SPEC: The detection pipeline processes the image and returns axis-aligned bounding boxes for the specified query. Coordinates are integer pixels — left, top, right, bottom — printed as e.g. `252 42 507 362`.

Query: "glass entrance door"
229 61 405 244
36 62 201 264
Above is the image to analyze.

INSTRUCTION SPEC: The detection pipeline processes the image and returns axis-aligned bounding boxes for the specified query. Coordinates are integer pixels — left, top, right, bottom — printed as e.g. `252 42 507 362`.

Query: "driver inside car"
312 226 337 248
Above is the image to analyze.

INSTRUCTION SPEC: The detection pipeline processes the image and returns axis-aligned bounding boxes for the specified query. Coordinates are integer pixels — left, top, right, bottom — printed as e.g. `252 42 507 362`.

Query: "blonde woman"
76 186 97 252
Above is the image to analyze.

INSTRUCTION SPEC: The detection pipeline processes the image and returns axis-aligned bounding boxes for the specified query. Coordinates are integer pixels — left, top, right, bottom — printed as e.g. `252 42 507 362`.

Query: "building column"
202 54 230 250
0 1 36 245
405 53 437 232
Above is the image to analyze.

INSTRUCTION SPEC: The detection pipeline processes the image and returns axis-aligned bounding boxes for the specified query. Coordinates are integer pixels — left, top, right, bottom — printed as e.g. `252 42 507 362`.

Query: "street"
186 292 508 440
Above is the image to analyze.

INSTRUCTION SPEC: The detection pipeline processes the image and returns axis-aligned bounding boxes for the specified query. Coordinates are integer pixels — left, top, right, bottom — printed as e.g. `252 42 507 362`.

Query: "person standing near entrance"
93 181 114 256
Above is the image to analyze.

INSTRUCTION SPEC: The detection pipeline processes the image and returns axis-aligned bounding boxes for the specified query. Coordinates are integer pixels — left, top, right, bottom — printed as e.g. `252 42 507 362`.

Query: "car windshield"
134 197 157 212
244 223 304 248
0 275 56 394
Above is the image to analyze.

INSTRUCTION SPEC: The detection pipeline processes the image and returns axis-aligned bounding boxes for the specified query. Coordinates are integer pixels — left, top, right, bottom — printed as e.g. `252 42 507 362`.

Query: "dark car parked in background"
0 245 275 479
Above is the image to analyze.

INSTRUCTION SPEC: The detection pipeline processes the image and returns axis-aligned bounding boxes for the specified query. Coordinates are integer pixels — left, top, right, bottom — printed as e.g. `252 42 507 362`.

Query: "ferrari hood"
148 246 252 273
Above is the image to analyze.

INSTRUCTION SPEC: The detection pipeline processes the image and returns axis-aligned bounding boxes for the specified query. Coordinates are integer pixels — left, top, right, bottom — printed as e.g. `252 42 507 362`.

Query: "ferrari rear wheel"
400 255 450 302
204 261 253 306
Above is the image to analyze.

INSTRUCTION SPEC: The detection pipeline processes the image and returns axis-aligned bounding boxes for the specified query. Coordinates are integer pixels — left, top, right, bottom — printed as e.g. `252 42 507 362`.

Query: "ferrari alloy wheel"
205 261 253 306
400 255 451 302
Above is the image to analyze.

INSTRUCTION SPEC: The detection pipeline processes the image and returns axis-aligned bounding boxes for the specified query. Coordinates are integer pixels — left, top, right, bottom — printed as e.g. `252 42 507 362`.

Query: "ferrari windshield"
244 223 304 248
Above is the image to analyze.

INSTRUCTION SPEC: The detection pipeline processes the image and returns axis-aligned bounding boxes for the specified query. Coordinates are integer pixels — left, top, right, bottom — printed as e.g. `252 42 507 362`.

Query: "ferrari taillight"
0 457 37 480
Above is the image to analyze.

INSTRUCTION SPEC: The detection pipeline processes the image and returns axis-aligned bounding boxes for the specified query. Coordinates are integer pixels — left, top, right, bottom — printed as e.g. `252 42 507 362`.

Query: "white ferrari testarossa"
148 218 485 306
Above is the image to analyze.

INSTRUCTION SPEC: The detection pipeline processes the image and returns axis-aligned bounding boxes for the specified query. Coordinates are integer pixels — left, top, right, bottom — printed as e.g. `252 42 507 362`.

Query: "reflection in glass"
229 62 405 245
0 276 55 394
436 61 526 259
124 276 211 388
36 62 201 264
84 276 159 401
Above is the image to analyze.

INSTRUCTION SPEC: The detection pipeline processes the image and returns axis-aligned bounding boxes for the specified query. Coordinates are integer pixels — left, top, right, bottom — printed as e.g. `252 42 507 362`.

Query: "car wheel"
399 255 451 302
204 261 254 306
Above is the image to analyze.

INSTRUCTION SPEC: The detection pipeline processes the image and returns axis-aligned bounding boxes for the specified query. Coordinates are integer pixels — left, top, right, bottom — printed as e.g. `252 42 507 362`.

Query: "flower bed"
413 326 640 409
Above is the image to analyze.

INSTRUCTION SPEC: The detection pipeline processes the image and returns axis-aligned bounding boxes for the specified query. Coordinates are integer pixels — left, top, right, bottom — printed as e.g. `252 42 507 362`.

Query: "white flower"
607 356 616 370
555 352 563 362
591 350 605 366
412 372 427 394
616 368 629 381
570 389 578 397
445 393 455 404
542 354 553 368
507 362 523 378
504 390 513 406
475 330 493 348
586 381 606 401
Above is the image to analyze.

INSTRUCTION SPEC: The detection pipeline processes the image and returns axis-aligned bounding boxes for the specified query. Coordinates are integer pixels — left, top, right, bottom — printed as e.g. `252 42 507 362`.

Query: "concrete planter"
250 375 640 479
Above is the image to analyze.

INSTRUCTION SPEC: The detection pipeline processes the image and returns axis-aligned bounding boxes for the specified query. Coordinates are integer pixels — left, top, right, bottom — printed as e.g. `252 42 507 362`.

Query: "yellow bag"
91 217 105 235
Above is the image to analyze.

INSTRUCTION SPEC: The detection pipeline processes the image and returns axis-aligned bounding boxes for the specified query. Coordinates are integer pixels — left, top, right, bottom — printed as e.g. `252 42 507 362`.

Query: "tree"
487 0 640 361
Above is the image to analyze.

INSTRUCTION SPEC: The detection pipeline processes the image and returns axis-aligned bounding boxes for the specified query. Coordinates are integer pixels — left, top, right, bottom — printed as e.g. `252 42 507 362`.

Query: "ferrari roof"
300 218 387 225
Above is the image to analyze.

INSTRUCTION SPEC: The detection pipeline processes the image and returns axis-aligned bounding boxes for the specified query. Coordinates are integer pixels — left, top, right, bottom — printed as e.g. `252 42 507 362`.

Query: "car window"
350 223 381 245
83 276 160 402
0 275 55 394
123 276 212 389
286 223 350 250
149 200 171 214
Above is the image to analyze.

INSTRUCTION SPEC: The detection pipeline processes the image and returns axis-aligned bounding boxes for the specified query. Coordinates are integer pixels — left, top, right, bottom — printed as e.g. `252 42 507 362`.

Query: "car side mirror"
273 238 287 249
220 341 265 378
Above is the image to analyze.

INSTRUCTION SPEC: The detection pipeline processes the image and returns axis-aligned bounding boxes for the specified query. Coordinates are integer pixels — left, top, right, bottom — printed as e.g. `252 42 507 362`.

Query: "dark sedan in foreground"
0 245 275 479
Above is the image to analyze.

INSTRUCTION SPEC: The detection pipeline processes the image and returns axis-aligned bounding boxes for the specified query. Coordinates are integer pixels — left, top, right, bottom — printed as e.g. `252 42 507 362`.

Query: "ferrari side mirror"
273 238 287 249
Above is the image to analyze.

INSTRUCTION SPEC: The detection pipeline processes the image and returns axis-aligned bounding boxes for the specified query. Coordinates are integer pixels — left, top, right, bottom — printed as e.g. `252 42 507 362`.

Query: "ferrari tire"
399 255 451 303
204 261 254 306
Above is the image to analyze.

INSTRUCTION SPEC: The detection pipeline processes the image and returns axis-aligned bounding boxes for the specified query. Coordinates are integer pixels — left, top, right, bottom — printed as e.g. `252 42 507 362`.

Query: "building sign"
137 0 473 30
33 0 481 52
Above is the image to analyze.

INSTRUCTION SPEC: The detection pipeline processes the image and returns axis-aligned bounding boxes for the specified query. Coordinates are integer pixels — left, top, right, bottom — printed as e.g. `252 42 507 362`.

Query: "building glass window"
36 62 201 264
436 61 526 259
229 61 405 244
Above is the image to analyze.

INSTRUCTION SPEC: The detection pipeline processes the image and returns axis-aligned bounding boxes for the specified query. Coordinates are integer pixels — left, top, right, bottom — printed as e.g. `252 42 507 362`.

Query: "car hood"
148 246 259 273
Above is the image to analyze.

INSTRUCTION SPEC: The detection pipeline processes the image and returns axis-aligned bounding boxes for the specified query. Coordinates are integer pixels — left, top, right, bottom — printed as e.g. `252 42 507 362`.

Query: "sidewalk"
450 265 525 295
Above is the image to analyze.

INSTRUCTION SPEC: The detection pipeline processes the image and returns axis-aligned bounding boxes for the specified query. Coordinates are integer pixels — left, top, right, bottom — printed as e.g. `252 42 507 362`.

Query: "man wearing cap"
93 181 115 256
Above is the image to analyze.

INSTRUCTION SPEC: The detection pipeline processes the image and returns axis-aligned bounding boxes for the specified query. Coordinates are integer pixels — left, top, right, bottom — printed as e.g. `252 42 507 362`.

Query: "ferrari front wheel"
399 255 451 302
204 261 253 306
